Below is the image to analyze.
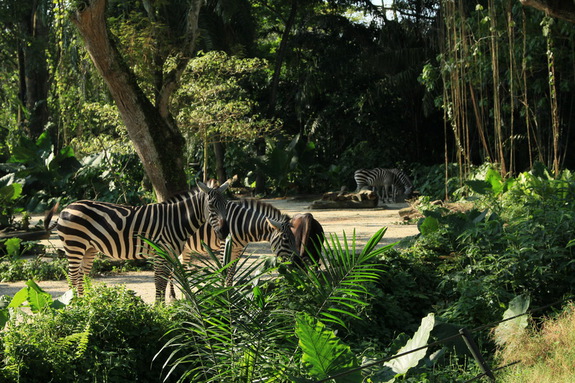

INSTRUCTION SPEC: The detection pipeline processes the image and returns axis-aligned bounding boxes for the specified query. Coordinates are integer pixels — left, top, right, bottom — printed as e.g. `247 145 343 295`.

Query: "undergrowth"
496 303 575 382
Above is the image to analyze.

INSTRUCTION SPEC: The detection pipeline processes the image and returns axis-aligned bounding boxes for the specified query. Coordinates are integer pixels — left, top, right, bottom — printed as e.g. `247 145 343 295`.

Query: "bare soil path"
0 198 419 304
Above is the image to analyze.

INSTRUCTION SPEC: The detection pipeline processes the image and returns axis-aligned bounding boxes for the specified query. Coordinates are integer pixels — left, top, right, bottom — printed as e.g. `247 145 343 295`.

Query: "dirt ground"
0 197 420 304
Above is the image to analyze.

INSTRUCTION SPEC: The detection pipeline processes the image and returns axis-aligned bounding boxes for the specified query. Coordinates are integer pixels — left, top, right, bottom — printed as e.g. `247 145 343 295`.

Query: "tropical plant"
0 181 23 228
0 283 174 382
0 279 73 328
1 131 81 212
153 228 391 381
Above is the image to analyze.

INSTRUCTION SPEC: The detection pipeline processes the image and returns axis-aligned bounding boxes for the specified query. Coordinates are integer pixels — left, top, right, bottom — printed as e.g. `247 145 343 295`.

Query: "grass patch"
496 303 575 382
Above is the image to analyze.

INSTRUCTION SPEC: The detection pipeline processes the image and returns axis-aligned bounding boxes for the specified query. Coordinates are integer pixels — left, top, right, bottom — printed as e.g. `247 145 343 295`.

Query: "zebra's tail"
44 202 60 232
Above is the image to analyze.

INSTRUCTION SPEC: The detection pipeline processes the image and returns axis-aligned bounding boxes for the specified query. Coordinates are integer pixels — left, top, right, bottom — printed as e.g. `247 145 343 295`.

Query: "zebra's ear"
197 179 210 193
266 217 282 231
218 175 236 193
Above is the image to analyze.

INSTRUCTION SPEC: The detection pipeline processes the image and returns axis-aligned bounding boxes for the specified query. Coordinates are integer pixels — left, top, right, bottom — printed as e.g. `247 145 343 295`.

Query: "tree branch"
520 0 575 23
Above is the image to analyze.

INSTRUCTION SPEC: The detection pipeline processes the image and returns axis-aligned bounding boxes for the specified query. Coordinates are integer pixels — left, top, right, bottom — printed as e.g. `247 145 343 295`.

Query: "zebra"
45 180 231 302
290 212 325 268
178 198 299 287
354 168 413 203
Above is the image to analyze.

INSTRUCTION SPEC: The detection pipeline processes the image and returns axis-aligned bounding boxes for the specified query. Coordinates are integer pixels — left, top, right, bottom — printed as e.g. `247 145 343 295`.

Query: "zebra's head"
198 179 231 240
404 185 413 197
289 213 324 268
266 216 299 262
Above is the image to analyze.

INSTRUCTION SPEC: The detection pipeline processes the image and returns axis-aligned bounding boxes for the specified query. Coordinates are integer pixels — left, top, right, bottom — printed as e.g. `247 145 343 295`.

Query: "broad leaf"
25 279 54 313
465 180 491 195
296 312 361 382
418 216 439 235
8 287 29 308
3 237 22 257
52 290 75 309
0 183 23 202
485 168 504 195
384 313 435 375
493 294 530 346
0 309 9 329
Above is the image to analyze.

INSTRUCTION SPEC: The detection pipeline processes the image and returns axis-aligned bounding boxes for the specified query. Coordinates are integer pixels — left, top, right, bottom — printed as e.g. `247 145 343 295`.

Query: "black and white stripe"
51 181 230 301
354 168 413 203
182 198 299 285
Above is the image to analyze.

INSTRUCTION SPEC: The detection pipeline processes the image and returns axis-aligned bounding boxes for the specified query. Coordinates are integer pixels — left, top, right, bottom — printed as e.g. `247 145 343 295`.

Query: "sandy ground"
0 197 419 304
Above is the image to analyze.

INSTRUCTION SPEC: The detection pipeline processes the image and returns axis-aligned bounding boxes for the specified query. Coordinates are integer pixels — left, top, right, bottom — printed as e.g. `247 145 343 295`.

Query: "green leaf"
465 180 491 195
8 287 29 308
493 294 531 346
296 312 360 382
384 313 435 374
0 309 9 328
4 237 22 257
25 280 54 313
418 216 439 235
0 183 23 202
485 168 504 195
252 285 265 309
51 290 74 309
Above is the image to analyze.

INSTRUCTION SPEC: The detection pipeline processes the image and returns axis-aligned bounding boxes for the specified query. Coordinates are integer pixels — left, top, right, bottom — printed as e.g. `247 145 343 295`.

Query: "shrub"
0 284 175 382
0 257 68 282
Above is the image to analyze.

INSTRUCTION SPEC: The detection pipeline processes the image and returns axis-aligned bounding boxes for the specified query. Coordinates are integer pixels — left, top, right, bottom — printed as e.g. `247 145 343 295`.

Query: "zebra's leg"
168 276 177 300
154 259 170 302
381 185 387 203
68 247 97 297
67 253 83 295
168 253 189 300
224 247 243 287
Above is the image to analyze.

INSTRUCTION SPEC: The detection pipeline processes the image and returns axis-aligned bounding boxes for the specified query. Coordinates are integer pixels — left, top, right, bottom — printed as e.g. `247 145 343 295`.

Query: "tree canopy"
1 0 574 199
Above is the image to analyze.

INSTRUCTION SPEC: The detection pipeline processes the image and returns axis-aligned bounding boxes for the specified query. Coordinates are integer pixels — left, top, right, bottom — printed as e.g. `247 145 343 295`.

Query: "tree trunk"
19 1 50 139
71 0 188 201
213 141 226 184
254 0 299 195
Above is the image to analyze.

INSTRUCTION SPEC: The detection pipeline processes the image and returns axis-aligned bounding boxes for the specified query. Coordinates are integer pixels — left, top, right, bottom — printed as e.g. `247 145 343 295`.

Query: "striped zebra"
45 180 230 302
354 168 413 203
179 198 299 286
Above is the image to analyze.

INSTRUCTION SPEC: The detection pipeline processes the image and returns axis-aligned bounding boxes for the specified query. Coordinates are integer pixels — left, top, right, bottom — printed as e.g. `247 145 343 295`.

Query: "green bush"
0 284 175 382
402 164 575 328
0 257 68 282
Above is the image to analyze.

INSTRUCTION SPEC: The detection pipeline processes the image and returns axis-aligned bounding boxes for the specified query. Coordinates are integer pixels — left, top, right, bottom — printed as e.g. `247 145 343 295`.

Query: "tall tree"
69 0 202 201
0 0 51 139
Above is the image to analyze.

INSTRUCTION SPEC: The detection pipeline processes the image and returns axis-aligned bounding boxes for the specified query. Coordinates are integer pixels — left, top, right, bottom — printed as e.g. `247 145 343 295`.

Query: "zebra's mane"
233 198 290 222
161 188 201 204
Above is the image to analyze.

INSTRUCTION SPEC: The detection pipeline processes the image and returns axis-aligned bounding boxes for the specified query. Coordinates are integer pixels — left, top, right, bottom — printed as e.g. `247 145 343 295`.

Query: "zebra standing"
45 180 230 302
181 198 299 286
354 168 413 203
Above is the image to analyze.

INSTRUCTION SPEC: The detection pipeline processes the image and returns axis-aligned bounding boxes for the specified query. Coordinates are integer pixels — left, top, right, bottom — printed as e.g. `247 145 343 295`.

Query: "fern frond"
292 228 394 328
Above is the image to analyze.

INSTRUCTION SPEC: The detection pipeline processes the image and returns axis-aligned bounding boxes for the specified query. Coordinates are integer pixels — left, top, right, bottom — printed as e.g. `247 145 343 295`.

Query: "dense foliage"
1 0 575 381
0 163 574 381
0 284 175 382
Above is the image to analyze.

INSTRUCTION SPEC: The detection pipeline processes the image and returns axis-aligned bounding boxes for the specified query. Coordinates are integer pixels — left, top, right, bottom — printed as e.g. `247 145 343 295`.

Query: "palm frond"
286 227 394 329
147 236 295 382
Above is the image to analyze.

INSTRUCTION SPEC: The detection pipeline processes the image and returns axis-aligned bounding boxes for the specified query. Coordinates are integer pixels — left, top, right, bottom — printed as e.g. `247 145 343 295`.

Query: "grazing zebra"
45 180 230 302
354 168 413 203
290 213 325 268
179 198 299 286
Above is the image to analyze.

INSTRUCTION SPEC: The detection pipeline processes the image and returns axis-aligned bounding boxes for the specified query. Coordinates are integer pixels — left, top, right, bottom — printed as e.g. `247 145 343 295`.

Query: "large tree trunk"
71 0 189 201
19 1 50 139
